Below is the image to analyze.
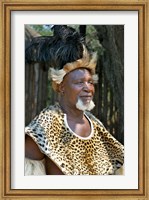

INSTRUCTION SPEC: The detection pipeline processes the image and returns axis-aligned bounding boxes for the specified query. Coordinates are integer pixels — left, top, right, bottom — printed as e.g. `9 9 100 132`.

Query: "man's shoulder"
28 103 62 126
26 103 62 130
40 103 62 116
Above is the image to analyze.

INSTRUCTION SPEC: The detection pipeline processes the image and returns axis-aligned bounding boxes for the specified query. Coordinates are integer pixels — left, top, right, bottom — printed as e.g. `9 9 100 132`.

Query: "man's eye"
88 80 94 84
76 81 83 84
74 80 94 85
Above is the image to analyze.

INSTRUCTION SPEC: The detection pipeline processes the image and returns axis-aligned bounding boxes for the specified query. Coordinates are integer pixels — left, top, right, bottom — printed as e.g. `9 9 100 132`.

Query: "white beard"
76 98 95 111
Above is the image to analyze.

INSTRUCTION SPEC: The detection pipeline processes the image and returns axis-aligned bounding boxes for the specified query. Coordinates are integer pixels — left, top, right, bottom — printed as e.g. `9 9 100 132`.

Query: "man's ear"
58 82 65 94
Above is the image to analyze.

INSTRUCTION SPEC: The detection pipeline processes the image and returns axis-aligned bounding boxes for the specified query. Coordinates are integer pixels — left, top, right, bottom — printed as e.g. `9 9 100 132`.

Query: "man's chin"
76 99 95 111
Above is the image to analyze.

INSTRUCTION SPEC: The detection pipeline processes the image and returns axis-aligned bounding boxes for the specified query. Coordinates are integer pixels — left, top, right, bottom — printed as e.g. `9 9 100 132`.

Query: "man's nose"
83 82 91 91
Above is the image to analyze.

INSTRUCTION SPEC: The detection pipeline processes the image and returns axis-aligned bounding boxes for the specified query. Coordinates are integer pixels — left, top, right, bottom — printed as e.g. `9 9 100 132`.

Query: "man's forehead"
67 68 92 79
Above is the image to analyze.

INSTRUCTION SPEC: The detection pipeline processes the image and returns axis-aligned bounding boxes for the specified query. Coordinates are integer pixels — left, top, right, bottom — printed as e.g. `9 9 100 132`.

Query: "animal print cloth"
25 103 124 175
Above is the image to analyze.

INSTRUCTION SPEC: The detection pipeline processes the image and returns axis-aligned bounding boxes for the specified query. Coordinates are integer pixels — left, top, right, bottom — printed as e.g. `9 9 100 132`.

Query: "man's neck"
59 100 84 120
59 99 91 137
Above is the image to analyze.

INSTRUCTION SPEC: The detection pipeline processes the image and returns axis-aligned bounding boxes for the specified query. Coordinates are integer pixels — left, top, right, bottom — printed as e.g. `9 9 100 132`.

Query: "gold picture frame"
0 0 149 199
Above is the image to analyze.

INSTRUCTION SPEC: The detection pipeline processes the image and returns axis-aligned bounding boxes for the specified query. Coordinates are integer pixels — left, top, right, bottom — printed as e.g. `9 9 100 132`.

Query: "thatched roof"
25 25 40 48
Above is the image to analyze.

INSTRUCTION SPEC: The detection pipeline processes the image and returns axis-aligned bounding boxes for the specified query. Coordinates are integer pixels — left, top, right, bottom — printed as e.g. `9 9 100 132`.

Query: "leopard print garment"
25 103 124 175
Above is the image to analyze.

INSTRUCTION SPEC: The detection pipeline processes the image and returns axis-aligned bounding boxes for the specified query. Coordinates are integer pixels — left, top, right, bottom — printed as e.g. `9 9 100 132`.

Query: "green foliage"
86 25 104 56
30 25 53 36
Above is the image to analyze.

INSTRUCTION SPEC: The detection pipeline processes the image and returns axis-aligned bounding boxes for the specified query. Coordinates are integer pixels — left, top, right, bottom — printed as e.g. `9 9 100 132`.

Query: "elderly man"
25 25 124 175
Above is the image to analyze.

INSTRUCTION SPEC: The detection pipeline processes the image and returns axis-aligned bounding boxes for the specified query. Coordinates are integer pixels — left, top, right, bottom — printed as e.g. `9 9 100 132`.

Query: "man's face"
61 69 95 110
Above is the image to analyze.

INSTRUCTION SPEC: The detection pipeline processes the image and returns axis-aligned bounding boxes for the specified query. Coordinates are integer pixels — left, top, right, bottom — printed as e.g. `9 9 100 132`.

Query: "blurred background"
25 25 124 144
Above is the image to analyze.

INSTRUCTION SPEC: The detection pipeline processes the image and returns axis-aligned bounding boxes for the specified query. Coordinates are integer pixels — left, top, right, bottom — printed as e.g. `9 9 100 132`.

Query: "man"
25 25 124 175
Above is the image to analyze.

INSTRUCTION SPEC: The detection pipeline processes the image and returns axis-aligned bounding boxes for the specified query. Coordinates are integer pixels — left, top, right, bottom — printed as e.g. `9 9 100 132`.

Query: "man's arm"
45 156 64 175
25 135 46 175
25 135 45 160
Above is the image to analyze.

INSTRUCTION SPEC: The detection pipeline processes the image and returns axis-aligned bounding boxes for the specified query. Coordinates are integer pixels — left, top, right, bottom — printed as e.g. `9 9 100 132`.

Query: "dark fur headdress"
25 25 98 91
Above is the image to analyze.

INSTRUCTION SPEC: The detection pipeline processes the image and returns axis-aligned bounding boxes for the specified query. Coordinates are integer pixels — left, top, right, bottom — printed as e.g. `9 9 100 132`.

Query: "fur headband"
49 46 98 92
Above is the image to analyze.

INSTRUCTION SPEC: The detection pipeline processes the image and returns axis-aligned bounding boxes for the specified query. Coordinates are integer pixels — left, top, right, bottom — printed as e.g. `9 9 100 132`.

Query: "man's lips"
80 96 92 101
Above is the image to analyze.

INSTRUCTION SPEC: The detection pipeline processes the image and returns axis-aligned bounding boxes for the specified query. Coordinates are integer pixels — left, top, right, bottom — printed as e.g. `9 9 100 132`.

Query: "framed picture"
0 0 148 199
